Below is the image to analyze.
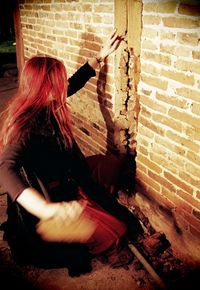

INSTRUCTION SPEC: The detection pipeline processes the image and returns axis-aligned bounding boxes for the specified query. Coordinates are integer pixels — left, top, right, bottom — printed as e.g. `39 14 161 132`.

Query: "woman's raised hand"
97 29 125 61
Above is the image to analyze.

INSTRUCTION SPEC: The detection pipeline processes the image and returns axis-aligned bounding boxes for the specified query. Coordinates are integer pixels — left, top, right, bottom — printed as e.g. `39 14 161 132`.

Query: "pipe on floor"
128 243 167 289
117 197 167 288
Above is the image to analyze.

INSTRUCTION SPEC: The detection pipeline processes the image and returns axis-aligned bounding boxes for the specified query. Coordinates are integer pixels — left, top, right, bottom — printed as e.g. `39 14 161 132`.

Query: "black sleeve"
67 62 96 97
0 142 30 201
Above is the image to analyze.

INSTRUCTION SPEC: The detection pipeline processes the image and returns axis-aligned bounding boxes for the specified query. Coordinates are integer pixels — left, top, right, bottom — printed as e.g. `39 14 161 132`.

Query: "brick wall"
18 0 200 264
135 0 200 264
19 0 116 156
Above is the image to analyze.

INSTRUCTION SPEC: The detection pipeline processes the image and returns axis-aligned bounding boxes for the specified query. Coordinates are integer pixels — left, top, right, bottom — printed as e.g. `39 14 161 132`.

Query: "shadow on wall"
135 181 183 236
97 59 115 154
77 28 117 155
75 29 137 194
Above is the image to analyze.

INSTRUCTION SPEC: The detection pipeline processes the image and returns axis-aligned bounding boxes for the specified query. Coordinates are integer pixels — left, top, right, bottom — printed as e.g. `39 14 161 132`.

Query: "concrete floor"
0 65 162 290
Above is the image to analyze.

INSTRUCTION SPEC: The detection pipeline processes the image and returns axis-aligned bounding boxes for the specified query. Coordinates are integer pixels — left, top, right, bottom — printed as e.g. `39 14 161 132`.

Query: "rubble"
127 202 200 289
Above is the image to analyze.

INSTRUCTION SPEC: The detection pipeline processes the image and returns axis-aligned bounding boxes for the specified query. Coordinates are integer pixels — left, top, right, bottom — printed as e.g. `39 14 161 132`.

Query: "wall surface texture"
18 0 200 264
135 0 200 264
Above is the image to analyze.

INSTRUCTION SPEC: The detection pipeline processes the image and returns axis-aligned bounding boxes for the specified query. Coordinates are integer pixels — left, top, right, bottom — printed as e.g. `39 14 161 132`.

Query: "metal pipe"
128 243 167 290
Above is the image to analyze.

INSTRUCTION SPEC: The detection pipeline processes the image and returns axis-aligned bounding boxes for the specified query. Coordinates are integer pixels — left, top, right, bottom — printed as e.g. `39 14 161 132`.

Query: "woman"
0 30 143 276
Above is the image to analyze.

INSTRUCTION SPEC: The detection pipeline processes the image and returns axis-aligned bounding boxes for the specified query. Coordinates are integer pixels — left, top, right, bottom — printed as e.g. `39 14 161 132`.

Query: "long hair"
0 55 73 151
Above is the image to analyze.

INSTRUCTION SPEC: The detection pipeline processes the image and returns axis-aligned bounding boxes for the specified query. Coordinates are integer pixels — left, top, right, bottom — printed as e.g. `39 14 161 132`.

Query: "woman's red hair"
0 55 73 151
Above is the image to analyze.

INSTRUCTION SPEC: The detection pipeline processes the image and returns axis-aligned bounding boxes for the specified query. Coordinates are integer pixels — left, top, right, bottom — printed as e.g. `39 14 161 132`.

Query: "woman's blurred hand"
43 200 85 221
36 200 96 243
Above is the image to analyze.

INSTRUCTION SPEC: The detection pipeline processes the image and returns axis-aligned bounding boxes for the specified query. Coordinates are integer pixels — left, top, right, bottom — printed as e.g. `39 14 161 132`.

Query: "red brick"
164 171 193 194
140 95 167 114
143 27 158 39
139 115 165 136
141 74 168 90
176 87 199 102
143 15 161 25
142 51 171 66
175 59 200 74
177 189 200 211
163 16 199 28
148 169 176 193
185 162 200 179
156 92 188 109
137 154 162 174
176 208 200 231
178 3 200 16
94 4 114 13
179 171 200 189
144 2 177 13
161 69 195 86
166 130 199 152
192 50 200 59
168 108 199 128
189 225 200 240
162 187 192 214
191 103 200 116
153 113 183 133
177 32 200 46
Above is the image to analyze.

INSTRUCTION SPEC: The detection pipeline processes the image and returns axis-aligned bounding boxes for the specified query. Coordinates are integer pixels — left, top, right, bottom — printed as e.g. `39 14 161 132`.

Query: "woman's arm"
88 29 124 70
0 143 50 219
0 143 84 221
16 186 96 244
16 187 84 221
16 187 54 219
0 143 30 200
67 62 96 97
67 29 124 97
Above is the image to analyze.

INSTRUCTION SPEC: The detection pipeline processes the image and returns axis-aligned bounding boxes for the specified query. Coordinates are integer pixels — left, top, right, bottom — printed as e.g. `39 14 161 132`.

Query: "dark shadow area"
169 267 200 290
0 54 17 78
0 1 18 124
0 248 39 290
132 182 200 289
96 60 116 154
0 1 17 78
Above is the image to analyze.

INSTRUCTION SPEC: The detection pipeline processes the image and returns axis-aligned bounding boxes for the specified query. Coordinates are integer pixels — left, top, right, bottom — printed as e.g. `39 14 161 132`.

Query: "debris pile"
129 203 200 289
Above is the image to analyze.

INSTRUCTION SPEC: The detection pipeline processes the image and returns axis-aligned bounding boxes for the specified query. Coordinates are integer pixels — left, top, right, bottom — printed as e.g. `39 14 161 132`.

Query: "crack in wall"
120 45 136 155
114 0 142 155
124 47 131 111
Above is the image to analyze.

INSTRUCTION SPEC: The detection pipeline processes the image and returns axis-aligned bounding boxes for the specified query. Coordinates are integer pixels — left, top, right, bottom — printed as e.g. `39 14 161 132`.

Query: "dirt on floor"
0 189 159 290
118 192 200 290
1 189 200 290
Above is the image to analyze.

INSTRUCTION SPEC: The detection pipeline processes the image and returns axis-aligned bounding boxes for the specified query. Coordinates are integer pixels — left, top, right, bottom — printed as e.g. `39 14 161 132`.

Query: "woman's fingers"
98 28 125 59
110 29 125 46
110 38 121 52
110 28 117 39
